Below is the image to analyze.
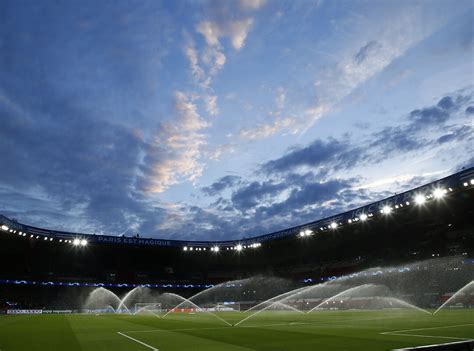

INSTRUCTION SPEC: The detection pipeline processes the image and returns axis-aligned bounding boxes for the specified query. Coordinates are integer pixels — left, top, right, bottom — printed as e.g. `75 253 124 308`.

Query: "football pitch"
0 310 472 350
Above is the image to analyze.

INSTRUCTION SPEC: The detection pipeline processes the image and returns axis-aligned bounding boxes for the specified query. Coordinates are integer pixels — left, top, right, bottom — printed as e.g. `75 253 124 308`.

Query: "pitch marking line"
119 315 402 334
117 331 159 351
392 340 474 351
380 323 474 341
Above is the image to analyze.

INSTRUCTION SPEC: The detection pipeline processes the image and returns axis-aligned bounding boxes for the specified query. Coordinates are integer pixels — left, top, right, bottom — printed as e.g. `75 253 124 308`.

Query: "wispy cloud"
239 8 437 141
203 94 219 116
184 40 205 81
140 91 209 193
239 116 299 140
197 18 254 51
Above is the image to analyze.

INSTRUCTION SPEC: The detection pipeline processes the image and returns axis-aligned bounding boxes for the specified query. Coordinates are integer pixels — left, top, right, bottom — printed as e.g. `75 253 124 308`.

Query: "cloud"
202 175 243 196
202 46 227 77
261 138 360 174
239 0 266 10
355 170 447 190
354 40 383 64
254 178 353 218
184 32 225 90
409 106 449 126
185 0 263 94
437 125 473 144
239 116 299 140
275 87 286 110
197 18 254 51
230 180 287 211
227 18 254 50
368 92 473 158
139 91 209 193
203 94 219 116
369 125 425 154
184 41 205 81
206 143 237 161
437 96 455 110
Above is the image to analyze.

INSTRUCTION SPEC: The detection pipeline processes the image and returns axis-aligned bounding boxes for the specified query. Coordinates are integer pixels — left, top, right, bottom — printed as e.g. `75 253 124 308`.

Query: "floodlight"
305 229 312 236
464 182 469 187
471 179 474 185
213 246 219 252
330 222 337 229
1 225 8 231
183 246 188 251
73 238 81 246
236 244 243 251
381 206 392 214
80 239 87 246
359 214 368 221
414 194 426 205
432 188 445 199
299 231 305 237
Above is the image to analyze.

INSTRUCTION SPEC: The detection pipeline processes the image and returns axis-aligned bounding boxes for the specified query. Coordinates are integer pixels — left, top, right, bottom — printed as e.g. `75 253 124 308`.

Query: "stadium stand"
0 167 473 311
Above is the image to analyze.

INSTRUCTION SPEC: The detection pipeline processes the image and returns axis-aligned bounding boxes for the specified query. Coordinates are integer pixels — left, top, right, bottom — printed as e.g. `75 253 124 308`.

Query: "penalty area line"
117 331 159 351
380 323 474 341
383 332 470 341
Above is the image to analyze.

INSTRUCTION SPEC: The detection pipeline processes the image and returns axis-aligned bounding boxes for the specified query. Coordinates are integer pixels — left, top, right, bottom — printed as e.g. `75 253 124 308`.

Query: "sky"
0 0 473 241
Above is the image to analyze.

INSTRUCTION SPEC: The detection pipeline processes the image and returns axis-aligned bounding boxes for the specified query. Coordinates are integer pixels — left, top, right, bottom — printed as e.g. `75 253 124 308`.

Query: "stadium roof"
1 167 473 250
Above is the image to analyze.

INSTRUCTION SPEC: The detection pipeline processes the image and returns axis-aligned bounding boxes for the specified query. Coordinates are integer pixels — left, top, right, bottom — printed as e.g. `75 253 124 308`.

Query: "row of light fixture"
0 225 88 247
183 242 262 253
298 182 472 239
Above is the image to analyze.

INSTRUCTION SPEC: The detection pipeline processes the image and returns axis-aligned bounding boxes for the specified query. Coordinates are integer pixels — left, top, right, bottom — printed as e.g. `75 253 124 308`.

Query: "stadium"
1 1 474 350
0 168 473 350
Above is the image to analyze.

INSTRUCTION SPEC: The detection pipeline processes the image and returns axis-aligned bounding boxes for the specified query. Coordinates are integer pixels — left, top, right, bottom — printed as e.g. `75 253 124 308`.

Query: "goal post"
214 302 240 312
134 303 162 314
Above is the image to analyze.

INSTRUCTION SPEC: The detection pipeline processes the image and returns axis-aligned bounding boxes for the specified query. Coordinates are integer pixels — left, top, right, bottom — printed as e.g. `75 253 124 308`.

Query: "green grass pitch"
0 310 472 350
